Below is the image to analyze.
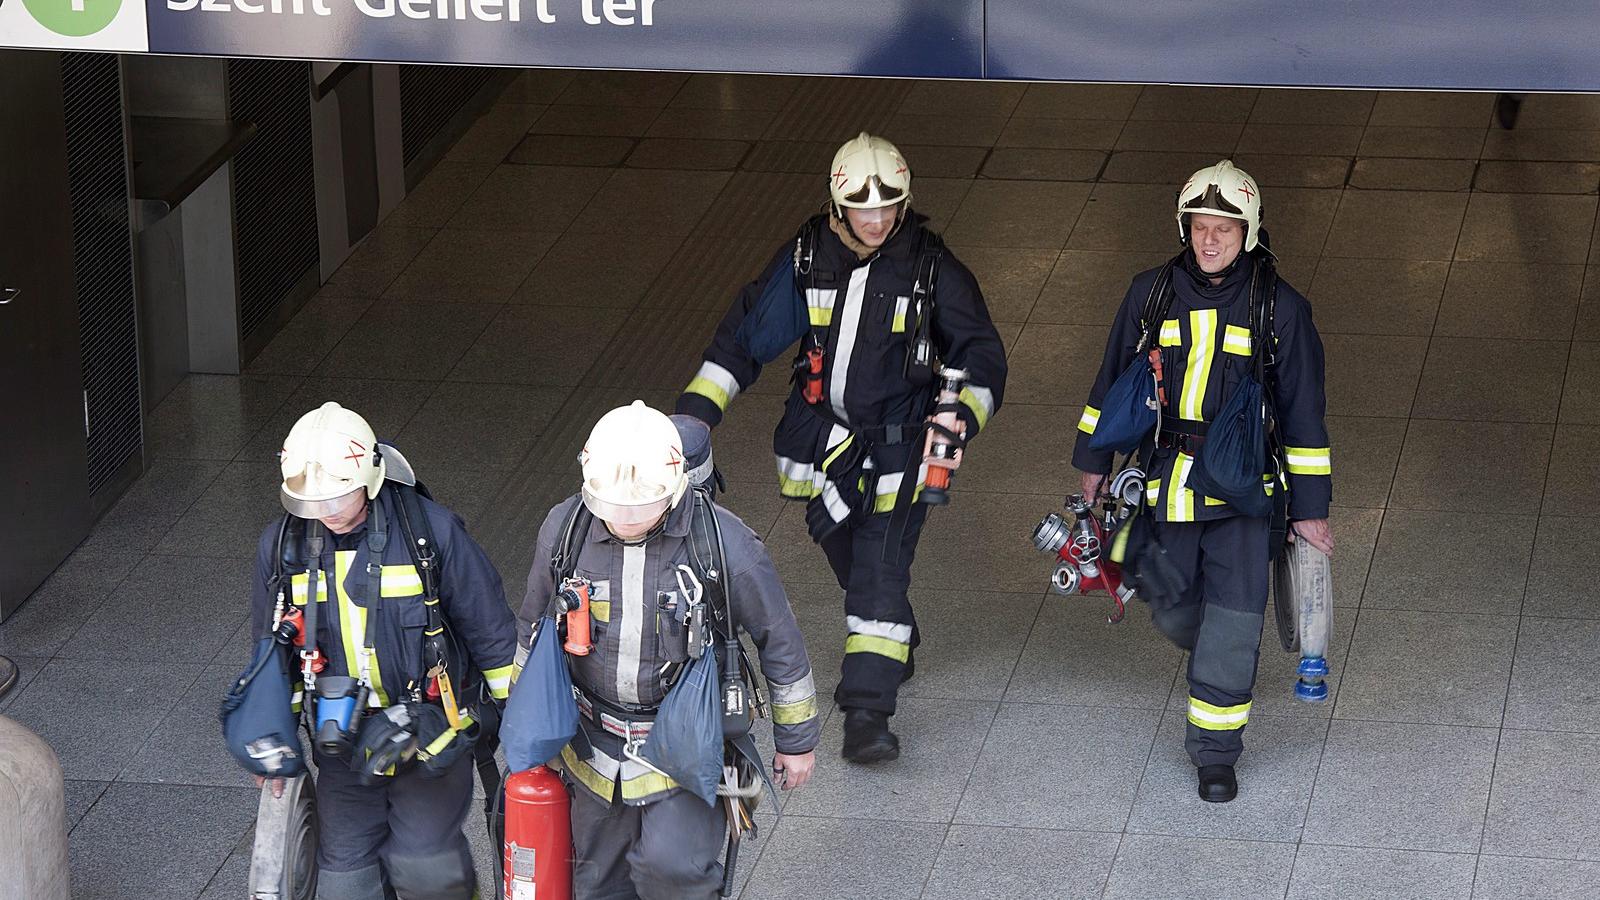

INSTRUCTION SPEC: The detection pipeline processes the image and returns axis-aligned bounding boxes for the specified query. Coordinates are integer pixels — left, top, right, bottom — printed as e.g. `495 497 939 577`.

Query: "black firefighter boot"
1197 764 1238 803
841 709 900 764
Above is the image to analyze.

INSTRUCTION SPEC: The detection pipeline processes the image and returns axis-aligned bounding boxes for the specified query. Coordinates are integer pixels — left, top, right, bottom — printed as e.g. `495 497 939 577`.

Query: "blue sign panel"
143 0 983 78
9 0 1600 90
987 0 1600 92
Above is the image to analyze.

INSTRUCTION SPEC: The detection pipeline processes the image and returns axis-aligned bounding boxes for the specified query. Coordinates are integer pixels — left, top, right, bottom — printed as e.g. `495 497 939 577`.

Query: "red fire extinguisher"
503 765 572 900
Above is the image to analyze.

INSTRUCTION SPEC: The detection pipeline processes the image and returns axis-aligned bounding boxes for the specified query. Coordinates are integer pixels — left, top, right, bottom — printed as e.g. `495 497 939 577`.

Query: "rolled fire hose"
249 772 319 900
1273 537 1333 702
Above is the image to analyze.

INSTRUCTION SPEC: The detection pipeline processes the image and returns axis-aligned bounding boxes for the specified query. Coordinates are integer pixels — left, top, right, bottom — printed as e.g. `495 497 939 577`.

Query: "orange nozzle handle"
563 580 593 656
924 466 951 490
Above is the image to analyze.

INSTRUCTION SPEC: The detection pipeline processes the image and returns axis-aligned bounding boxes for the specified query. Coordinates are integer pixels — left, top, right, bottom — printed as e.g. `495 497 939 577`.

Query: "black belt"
1159 417 1208 452
572 683 659 722
801 399 923 447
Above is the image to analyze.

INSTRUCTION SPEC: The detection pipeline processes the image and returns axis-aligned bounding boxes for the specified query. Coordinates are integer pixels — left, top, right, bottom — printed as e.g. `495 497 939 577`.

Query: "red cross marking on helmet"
894 164 907 175
344 439 366 464
1238 182 1255 201
666 448 683 472
832 167 848 186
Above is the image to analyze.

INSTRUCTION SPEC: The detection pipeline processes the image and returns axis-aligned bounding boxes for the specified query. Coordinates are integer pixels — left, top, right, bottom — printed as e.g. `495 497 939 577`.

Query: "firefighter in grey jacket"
516 401 819 899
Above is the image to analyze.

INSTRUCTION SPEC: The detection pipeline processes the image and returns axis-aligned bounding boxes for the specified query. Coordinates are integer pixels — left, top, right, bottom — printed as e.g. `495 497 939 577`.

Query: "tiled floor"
5 73 1600 899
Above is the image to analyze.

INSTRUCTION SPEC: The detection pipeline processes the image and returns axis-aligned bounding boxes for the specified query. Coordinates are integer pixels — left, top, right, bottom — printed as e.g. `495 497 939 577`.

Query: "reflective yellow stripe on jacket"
1077 405 1100 435
684 360 741 412
1284 446 1332 476
289 554 425 707
559 743 679 804
768 673 819 726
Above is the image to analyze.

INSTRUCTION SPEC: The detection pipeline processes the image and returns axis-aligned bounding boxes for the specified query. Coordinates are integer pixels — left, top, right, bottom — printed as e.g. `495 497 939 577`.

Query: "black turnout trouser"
1144 515 1271 767
820 503 929 716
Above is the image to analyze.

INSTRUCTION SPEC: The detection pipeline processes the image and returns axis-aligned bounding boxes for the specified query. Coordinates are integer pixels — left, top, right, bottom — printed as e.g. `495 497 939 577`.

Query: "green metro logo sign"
16 0 123 36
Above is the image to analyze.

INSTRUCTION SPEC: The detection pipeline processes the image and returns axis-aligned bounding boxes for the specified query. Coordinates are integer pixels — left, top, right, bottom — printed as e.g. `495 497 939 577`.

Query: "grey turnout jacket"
516 494 820 806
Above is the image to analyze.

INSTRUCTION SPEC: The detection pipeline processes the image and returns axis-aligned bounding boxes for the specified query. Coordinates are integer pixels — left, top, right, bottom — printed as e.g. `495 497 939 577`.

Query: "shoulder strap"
795 214 823 279
388 481 456 688
686 489 731 629
550 498 592 587
1134 260 1178 353
359 495 390 685
300 519 325 679
901 227 945 376
388 481 440 598
271 513 299 593
911 228 945 318
1249 252 1281 380
686 489 755 733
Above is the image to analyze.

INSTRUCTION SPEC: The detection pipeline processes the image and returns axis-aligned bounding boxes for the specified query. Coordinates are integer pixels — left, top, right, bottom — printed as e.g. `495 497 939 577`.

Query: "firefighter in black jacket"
1072 161 1335 803
249 402 518 899
676 133 1008 762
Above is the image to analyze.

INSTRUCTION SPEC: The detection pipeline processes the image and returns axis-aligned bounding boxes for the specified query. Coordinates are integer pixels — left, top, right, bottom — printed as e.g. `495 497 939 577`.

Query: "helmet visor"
581 488 672 527
280 483 364 519
1180 183 1244 217
841 174 905 207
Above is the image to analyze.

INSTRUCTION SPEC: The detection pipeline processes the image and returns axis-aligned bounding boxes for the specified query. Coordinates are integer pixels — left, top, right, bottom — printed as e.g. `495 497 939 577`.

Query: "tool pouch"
415 702 480 777
1121 514 1187 612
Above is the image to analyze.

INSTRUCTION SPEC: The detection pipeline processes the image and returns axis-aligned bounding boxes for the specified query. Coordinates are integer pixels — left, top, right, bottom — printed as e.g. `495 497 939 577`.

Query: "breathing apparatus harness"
790 212 960 561
266 445 502 804
1030 244 1289 614
548 486 772 897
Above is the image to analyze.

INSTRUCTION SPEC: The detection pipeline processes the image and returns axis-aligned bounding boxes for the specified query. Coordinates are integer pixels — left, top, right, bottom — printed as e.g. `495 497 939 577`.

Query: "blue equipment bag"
1088 261 1176 455
500 616 580 772
1187 376 1271 518
1087 355 1160 454
733 228 811 364
220 637 307 778
641 644 725 806
1186 256 1278 518
733 259 805 365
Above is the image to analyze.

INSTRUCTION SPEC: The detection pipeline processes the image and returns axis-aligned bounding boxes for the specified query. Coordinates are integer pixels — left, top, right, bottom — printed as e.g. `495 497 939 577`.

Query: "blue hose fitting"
1295 655 1330 704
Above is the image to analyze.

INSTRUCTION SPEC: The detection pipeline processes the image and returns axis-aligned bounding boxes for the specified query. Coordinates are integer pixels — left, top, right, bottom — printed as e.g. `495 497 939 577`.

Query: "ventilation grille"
61 52 141 498
399 65 494 166
228 59 319 343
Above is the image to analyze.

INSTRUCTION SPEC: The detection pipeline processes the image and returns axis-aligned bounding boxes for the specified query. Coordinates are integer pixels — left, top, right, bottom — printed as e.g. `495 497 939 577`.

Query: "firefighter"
248 402 518 899
516 401 820 900
1072 161 1334 803
676 132 1008 763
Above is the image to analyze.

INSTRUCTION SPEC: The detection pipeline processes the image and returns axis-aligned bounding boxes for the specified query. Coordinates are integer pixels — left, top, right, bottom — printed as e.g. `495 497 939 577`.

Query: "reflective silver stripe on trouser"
846 615 914 643
815 423 856 524
617 543 647 705
818 480 852 524
828 265 872 423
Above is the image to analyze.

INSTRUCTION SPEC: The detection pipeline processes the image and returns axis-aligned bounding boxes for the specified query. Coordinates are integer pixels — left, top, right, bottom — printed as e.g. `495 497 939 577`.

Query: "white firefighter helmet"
828 132 912 211
579 400 689 527
279 401 386 519
1176 159 1262 252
